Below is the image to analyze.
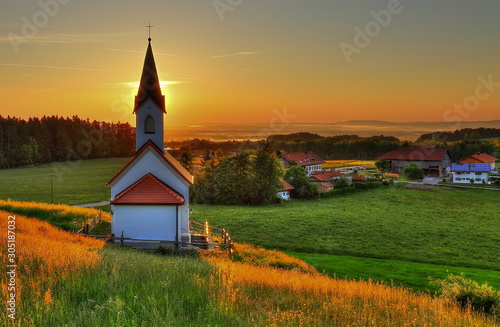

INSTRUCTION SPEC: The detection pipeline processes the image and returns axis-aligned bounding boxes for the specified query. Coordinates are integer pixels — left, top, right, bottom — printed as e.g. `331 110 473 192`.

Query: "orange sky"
1 0 499 130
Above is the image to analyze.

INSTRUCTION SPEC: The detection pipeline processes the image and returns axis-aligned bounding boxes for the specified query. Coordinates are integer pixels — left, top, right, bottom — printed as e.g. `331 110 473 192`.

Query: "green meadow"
0 157 129 205
1 159 499 293
192 186 500 292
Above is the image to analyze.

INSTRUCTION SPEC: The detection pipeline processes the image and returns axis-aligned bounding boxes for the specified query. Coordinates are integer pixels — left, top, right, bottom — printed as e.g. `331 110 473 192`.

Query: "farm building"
451 163 491 183
318 182 334 193
279 151 325 175
309 170 343 184
278 179 294 200
377 146 452 177
459 153 497 170
107 37 193 248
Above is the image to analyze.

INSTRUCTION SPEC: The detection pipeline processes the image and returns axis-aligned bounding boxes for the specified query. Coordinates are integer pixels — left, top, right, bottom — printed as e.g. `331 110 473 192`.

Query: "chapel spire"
134 38 166 113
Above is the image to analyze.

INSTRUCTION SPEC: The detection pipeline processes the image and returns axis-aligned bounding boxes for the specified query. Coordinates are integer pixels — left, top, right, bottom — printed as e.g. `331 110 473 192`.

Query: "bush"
320 186 356 198
402 163 424 180
430 274 500 318
354 181 383 190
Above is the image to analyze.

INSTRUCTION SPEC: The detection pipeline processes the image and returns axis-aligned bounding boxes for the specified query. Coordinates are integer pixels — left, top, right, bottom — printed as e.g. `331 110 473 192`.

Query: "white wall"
135 98 165 152
110 147 191 237
452 171 489 183
112 205 178 241
278 191 290 200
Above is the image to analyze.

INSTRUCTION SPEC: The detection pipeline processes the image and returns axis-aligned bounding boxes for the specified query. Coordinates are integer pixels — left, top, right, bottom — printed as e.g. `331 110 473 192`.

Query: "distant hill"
417 128 500 143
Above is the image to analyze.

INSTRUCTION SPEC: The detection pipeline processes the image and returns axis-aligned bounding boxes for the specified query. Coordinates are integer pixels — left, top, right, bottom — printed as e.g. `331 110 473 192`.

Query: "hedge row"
320 181 390 198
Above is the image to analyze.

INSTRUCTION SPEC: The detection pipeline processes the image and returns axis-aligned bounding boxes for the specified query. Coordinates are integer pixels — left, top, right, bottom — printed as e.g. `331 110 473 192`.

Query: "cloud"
0 33 140 44
209 51 261 60
107 48 174 56
0 62 133 73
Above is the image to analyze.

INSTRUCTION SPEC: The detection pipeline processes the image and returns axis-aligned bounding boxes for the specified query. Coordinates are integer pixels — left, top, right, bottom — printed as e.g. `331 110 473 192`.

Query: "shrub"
354 181 383 190
431 274 500 318
402 163 424 180
321 186 356 198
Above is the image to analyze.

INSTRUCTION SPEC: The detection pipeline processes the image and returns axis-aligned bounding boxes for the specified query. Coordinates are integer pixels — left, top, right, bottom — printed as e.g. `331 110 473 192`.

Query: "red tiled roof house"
279 151 324 175
277 179 294 200
107 38 193 248
377 146 452 177
460 153 497 170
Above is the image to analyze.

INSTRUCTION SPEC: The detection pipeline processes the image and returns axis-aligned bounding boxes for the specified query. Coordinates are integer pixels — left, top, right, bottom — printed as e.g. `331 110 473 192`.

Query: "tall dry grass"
202 243 497 326
0 199 110 221
0 210 104 326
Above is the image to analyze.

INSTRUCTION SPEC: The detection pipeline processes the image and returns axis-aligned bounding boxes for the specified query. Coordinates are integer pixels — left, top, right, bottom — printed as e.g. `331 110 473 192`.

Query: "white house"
107 37 193 248
459 153 498 170
279 152 324 176
451 163 491 184
278 179 294 200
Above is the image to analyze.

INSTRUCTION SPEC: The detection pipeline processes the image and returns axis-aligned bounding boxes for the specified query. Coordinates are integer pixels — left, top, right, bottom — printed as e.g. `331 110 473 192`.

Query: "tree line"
172 134 403 160
417 128 500 143
0 116 135 169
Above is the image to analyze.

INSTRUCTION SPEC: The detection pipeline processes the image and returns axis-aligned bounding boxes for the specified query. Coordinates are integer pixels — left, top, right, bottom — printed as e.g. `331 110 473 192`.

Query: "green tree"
334 176 350 189
179 151 193 173
251 143 284 205
402 163 424 180
212 153 253 205
284 166 318 199
374 159 391 172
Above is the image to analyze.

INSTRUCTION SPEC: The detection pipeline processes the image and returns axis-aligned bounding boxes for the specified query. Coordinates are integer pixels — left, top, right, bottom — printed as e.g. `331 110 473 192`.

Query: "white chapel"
107 37 193 248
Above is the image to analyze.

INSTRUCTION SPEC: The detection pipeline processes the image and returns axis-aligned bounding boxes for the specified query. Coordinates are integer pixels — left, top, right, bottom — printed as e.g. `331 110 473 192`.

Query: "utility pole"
48 174 54 203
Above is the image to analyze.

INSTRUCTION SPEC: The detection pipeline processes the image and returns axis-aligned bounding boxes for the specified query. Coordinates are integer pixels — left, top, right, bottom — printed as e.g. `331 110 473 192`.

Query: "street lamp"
48 174 55 203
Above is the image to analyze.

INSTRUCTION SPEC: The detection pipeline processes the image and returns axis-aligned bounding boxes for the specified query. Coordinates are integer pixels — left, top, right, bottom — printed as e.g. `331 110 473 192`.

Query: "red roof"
112 173 184 205
310 170 343 181
280 152 324 167
107 140 193 185
279 179 295 191
460 153 497 163
352 176 367 182
320 182 333 188
377 147 450 161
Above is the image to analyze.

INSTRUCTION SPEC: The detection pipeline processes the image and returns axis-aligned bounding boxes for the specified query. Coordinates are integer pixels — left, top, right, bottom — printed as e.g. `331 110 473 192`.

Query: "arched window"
145 115 155 134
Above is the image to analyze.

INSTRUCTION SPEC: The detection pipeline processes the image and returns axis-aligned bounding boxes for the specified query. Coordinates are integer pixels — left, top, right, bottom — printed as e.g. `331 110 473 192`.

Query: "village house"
308 171 343 193
377 146 452 177
309 170 343 183
451 163 491 183
459 153 497 170
279 151 325 175
107 37 193 248
278 179 294 200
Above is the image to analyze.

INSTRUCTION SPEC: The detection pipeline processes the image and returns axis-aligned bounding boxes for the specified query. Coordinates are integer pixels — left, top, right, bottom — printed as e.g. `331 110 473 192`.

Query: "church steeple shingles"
134 40 166 113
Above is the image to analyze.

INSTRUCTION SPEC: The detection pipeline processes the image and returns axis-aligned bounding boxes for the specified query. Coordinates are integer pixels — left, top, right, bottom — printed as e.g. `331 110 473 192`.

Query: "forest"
0 116 135 169
173 132 500 162
1 115 499 170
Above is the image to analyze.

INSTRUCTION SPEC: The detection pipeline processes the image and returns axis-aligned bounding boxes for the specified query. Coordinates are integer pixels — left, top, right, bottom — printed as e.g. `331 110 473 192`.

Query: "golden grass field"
323 160 375 169
202 244 495 327
0 210 496 326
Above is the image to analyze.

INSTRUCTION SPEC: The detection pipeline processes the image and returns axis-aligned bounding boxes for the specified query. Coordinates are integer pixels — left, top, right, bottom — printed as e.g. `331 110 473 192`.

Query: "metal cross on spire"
146 22 154 41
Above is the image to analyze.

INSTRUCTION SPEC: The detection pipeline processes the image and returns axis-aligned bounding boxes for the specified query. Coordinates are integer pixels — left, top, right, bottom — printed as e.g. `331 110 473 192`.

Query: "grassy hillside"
192 186 500 292
0 157 128 205
192 186 500 270
1 214 495 326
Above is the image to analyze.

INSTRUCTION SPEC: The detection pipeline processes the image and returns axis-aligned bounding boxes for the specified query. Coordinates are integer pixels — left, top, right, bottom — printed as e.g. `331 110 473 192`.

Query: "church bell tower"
134 37 166 152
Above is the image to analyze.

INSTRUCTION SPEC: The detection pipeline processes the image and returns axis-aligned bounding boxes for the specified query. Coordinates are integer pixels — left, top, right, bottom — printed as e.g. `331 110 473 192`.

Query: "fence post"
204 221 210 236
120 231 124 247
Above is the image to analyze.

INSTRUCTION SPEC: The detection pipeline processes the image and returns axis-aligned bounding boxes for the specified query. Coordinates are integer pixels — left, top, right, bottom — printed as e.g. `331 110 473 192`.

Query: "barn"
377 146 452 177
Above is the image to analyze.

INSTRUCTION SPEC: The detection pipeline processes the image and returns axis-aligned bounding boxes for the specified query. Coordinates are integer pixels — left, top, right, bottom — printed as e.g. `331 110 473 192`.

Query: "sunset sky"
1 0 499 134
